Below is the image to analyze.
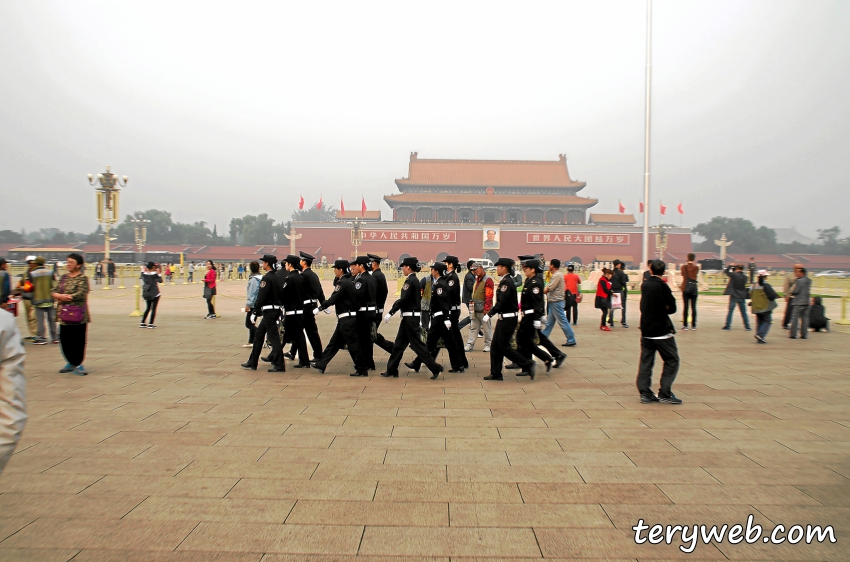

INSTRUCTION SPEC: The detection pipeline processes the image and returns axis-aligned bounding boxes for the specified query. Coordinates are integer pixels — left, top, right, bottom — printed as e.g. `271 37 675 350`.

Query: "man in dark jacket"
636 260 681 404
722 264 751 330
608 260 630 328
457 260 477 332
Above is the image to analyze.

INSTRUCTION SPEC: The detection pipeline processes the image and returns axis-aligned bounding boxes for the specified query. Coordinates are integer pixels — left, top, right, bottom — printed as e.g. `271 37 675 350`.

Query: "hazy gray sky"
2 0 848 238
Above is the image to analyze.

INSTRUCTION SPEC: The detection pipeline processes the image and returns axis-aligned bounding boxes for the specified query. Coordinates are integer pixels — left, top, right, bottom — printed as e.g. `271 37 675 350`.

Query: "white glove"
533 320 542 329
481 314 490 323
383 313 391 323
323 308 331 314
444 320 451 329
313 307 321 316
469 304 475 313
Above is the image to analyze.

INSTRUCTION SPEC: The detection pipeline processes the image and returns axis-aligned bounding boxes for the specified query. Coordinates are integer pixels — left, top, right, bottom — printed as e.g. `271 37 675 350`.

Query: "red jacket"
596 276 612 298
204 269 217 289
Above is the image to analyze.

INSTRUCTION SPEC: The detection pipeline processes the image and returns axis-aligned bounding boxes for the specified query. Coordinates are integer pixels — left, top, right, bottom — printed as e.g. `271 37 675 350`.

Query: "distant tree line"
693 217 850 255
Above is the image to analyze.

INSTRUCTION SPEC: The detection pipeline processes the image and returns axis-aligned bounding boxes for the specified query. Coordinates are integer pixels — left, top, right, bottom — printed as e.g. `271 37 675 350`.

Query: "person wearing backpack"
679 253 699 330
140 262 163 328
749 270 779 343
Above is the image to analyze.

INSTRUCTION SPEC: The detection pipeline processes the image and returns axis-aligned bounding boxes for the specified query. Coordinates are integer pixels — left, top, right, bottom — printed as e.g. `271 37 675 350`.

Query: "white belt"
303 299 313 304
401 312 421 317
522 310 535 314
261 305 280 311
358 306 376 311
451 305 460 310
500 313 518 318
432 311 444 317
284 310 303 316
337 311 356 318
377 308 383 314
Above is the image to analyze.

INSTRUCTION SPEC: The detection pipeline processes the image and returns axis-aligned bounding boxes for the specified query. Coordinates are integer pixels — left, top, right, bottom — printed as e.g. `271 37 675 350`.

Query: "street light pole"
641 0 653 269
88 165 128 289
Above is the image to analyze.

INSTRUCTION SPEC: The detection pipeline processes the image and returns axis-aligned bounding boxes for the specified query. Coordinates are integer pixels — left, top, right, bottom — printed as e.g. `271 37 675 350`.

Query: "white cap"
757 269 769 276
25 255 36 262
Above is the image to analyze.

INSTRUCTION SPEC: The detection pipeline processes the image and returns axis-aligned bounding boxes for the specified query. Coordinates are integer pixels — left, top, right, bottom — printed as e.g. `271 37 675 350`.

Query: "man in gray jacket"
722 264 751 331
0 303 27 474
788 267 812 339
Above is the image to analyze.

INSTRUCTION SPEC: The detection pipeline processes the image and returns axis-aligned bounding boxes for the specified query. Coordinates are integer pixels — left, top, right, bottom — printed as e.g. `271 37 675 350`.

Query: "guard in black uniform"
380 257 443 379
311 260 361 374
351 256 377 375
482 258 535 381
299 251 325 361
443 256 469 368
516 258 566 376
281 255 310 367
242 254 285 372
368 254 394 355
406 262 462 375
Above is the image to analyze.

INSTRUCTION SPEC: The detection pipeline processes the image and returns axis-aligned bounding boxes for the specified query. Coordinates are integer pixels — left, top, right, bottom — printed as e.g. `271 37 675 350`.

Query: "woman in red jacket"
203 260 218 319
596 268 613 331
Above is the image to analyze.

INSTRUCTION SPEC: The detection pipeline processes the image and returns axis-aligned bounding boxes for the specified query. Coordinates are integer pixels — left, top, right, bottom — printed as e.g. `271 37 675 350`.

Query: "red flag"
677 202 684 215
361 197 367 217
298 195 304 210
316 196 322 210
618 201 625 214
340 197 345 214
639 201 644 213
660 202 667 216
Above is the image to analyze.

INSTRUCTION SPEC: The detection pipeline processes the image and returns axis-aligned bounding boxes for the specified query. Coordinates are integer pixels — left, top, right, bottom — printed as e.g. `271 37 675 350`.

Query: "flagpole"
641 0 652 269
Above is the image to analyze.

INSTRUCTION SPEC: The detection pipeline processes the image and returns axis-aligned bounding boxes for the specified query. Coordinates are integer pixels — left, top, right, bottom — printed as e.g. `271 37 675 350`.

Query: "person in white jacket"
0 303 27 474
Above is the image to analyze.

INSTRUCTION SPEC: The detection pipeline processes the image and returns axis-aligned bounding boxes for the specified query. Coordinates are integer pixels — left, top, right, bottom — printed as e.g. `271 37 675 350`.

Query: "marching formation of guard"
241 252 569 381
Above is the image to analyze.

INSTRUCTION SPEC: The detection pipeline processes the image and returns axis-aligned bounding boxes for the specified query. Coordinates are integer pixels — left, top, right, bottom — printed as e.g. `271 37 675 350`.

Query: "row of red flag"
298 195 368 215
619 200 684 216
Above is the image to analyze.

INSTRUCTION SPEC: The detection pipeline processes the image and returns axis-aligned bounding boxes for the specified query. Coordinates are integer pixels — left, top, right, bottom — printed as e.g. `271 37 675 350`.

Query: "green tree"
817 226 841 248
228 214 290 245
0 230 24 244
291 205 338 223
693 217 776 253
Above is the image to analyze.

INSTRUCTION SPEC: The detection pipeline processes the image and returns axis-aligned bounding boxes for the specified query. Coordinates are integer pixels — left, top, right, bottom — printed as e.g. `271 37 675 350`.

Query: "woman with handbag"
52 253 90 376
595 268 613 331
203 260 218 319
749 270 779 343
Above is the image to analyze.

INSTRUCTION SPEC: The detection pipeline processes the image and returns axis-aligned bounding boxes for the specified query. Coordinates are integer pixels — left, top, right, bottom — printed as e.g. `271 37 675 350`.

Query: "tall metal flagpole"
641 0 652 269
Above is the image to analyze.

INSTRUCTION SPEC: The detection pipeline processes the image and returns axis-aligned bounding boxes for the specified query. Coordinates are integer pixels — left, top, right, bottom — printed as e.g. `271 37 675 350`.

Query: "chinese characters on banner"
362 229 457 242
526 233 631 244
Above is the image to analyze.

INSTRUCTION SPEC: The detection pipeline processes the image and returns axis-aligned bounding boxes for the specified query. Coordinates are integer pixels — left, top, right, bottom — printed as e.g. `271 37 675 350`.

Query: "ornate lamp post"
349 218 363 258
131 214 150 259
88 165 128 290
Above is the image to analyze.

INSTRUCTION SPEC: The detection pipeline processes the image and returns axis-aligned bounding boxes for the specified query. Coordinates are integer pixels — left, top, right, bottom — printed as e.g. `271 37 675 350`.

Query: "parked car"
814 270 850 278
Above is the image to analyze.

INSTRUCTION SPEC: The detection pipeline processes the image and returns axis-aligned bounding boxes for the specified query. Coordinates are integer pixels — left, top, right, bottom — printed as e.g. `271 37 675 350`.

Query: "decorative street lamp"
349 218 363 258
131 214 150 259
88 166 128 285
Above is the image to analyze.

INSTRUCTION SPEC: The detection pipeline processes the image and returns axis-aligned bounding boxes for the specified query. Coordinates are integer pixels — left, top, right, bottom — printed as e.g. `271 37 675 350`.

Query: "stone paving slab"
1 282 847 560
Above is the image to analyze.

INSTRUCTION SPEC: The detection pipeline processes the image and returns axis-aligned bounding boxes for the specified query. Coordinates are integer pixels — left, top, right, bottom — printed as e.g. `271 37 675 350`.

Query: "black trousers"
206 298 215 315
59 323 88 367
374 318 395 354
301 309 323 360
599 306 609 326
142 297 160 324
537 328 562 360
782 300 792 328
424 316 461 370
248 310 283 369
518 317 553 363
450 309 468 367
356 313 375 373
489 317 532 377
636 337 679 397
315 316 360 371
283 316 310 366
245 311 257 343
565 294 578 323
387 317 441 375
682 293 697 327
421 309 431 331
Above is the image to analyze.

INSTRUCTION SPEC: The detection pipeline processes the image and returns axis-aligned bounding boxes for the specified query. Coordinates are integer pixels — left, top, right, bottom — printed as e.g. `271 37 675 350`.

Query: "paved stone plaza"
1 280 848 561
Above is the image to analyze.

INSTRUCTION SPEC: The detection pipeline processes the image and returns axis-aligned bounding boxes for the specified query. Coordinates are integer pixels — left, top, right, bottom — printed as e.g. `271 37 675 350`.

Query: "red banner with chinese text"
362 230 457 242
526 233 630 244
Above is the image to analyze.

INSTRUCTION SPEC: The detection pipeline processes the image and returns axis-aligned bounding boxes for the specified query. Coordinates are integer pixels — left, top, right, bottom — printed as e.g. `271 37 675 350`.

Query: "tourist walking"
107 259 116 286
679 253 699 330
722 264 751 330
636 260 681 404
0 305 26 474
464 262 493 352
30 257 58 345
203 260 218 319
596 268 613 331
564 264 581 325
381 257 443 379
482 258 535 381
52 253 91 376
788 267 811 339
140 262 162 328
541 258 577 347
188 262 195 283
244 261 261 347
749 269 778 343
607 260 630 328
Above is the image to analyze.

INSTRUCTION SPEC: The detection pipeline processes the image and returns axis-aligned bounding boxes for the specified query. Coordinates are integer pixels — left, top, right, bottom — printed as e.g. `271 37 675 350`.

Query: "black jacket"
489 273 519 316
320 275 357 315
141 271 162 301
462 271 476 304
724 267 749 299
521 274 545 321
301 267 325 306
445 270 461 307
389 273 421 315
610 269 628 292
254 270 282 312
639 276 677 338
371 268 388 312
280 270 305 314
431 276 453 318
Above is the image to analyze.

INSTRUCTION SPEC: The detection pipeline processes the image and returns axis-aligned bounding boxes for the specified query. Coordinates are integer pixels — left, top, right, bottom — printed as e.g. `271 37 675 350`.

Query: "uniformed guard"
280 255 310 367
368 254 394 355
380 257 443 379
351 256 377 374
481 258 535 380
516 258 567 375
311 260 362 374
443 256 469 369
405 262 462 376
241 254 285 372
299 251 325 361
